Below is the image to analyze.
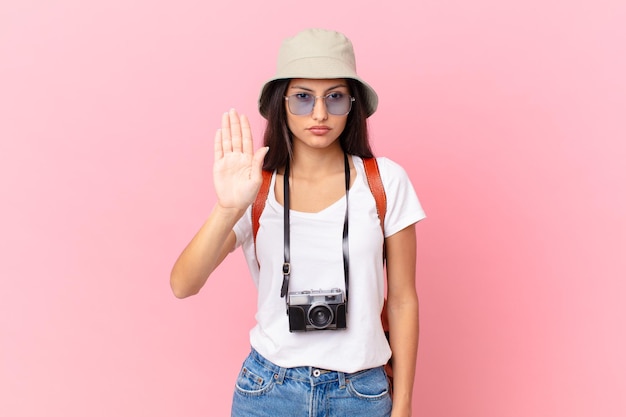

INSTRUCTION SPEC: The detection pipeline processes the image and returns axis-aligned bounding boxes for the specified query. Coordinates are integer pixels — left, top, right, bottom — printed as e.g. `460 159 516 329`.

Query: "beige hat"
258 28 378 118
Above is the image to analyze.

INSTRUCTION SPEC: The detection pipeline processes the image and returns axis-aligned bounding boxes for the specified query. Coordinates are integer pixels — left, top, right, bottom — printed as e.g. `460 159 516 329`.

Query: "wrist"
390 399 412 417
213 202 247 218
391 388 413 411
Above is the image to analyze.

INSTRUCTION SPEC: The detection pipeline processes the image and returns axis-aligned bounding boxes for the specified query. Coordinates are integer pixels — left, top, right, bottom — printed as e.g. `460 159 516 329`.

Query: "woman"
170 28 425 417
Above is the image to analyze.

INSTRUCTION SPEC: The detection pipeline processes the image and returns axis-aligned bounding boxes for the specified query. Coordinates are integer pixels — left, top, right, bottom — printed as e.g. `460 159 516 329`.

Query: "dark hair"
260 78 373 171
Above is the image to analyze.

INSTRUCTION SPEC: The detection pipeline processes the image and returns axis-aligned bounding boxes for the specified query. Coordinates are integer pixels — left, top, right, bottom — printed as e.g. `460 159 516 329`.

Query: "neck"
290 143 346 178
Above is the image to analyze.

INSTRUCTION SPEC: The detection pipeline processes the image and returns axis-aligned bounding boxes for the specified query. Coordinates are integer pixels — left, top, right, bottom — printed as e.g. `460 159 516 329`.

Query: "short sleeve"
377 157 426 237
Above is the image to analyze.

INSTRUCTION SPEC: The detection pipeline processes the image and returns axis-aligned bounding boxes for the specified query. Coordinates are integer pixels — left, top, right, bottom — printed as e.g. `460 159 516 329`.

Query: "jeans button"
313 369 321 377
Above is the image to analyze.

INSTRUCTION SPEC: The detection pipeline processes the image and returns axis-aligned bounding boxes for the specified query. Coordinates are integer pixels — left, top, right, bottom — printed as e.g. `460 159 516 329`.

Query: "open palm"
213 109 268 210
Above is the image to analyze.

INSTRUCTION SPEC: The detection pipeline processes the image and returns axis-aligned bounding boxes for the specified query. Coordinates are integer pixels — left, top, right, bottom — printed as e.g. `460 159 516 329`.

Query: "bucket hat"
258 28 378 118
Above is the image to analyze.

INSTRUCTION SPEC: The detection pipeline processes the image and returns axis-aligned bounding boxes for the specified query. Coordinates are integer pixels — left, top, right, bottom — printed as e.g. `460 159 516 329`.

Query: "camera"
287 288 347 332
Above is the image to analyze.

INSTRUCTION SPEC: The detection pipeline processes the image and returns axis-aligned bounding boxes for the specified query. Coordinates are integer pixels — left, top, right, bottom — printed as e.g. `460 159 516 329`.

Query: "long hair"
260 78 373 171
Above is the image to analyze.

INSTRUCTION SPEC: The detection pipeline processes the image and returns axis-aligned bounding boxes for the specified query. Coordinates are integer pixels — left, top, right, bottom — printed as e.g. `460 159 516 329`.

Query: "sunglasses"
284 93 355 116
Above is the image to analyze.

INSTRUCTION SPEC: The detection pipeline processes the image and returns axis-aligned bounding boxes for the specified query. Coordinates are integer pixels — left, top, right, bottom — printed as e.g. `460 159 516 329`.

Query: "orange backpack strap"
253 160 386 244
363 157 394 386
252 170 273 243
363 157 387 239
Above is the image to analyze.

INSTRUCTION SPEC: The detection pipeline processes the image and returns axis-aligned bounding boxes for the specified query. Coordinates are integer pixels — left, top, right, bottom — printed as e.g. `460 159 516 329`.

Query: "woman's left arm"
385 223 419 417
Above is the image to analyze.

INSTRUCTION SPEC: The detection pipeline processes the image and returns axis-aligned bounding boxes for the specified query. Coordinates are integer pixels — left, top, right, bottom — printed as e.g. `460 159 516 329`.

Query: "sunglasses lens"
287 94 353 115
288 94 314 115
326 94 352 115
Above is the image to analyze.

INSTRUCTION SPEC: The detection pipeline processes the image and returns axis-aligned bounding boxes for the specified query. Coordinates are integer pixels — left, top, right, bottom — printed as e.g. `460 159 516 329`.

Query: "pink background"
1 1 625 416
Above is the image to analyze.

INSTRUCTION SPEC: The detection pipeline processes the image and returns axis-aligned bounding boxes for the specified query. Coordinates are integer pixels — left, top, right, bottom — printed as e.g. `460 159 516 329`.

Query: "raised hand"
213 109 269 210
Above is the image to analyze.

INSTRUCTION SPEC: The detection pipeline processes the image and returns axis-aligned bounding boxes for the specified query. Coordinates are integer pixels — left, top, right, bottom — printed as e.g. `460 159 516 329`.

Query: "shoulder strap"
362 157 387 241
363 157 393 385
252 169 273 243
252 160 387 245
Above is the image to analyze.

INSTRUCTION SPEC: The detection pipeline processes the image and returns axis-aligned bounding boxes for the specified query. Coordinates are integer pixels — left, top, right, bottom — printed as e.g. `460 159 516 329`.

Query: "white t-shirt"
233 156 425 373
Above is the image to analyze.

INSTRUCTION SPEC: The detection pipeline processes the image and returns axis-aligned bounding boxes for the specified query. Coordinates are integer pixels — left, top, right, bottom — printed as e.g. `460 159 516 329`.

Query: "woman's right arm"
170 109 268 298
169 206 242 298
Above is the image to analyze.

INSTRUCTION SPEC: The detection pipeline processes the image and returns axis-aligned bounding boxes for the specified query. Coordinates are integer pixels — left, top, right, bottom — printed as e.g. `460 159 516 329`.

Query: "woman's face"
284 78 350 151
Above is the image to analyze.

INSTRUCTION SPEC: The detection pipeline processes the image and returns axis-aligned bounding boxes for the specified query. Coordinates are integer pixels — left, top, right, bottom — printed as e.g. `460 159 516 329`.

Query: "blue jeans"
231 349 392 417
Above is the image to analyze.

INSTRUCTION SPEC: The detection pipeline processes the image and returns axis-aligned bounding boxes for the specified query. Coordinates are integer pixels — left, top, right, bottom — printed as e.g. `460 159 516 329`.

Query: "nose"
311 96 328 121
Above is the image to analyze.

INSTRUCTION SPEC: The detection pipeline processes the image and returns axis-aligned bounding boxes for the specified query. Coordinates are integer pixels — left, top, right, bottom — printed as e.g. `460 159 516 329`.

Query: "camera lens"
308 304 334 329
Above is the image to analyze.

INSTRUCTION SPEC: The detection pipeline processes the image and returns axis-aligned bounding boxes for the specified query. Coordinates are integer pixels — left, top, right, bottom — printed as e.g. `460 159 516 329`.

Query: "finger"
229 109 243 153
214 128 223 162
221 111 232 153
240 114 253 155
250 146 270 183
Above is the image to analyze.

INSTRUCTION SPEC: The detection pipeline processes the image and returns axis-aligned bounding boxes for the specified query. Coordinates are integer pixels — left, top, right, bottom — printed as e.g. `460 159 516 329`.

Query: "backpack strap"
252 169 273 243
362 157 387 243
253 159 387 245
362 157 394 387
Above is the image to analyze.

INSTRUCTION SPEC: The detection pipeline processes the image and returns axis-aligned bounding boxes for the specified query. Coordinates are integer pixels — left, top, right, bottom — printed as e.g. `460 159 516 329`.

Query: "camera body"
287 288 347 332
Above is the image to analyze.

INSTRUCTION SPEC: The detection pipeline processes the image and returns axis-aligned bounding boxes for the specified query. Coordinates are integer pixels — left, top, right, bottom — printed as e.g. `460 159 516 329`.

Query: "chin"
295 133 341 148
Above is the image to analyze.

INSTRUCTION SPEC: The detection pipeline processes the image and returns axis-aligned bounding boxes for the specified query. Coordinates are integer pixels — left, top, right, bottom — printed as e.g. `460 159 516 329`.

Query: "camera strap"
280 153 351 311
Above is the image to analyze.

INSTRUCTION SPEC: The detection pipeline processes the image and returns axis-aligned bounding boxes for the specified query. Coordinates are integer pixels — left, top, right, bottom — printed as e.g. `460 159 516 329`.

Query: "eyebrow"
288 83 348 92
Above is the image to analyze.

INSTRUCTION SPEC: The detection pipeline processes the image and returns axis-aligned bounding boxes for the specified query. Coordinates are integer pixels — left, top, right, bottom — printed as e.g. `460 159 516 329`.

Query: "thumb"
250 146 270 182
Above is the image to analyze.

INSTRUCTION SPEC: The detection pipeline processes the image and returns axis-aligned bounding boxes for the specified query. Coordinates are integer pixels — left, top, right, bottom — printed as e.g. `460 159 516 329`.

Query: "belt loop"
274 366 287 385
338 371 346 389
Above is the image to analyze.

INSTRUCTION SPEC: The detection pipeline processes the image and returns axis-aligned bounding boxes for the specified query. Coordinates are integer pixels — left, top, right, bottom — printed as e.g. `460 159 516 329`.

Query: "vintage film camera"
287 288 347 332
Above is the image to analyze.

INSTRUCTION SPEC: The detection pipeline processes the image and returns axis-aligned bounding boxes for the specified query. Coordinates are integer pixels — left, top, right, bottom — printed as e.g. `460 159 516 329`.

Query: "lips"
308 126 331 135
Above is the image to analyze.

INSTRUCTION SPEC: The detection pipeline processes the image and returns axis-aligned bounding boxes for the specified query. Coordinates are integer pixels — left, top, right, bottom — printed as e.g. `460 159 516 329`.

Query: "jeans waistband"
248 348 348 386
